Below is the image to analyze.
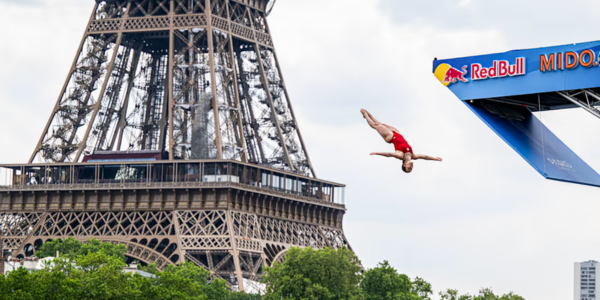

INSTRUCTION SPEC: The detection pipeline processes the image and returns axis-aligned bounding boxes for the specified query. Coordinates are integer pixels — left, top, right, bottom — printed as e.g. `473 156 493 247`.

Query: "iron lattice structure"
30 0 314 177
0 0 353 292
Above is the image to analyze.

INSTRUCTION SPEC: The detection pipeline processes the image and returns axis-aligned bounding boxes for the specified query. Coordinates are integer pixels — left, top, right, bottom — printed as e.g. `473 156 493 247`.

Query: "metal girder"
557 91 600 119
29 0 315 177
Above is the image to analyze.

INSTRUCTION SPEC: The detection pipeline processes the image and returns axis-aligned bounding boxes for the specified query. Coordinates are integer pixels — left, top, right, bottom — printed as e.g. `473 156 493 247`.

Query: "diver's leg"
363 109 400 133
375 125 394 143
383 124 401 134
361 109 382 127
362 109 393 142
362 109 383 125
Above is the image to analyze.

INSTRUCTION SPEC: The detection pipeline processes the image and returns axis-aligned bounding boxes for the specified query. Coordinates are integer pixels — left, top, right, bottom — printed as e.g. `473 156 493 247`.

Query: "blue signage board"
434 40 600 188
433 40 600 100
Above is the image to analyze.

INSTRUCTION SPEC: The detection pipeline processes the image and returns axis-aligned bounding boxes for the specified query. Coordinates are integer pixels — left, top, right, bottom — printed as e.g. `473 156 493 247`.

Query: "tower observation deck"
0 0 353 291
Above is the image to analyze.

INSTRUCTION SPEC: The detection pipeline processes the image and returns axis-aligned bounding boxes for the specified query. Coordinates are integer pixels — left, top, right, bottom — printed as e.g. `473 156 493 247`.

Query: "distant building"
123 262 155 279
575 260 599 300
3 257 52 275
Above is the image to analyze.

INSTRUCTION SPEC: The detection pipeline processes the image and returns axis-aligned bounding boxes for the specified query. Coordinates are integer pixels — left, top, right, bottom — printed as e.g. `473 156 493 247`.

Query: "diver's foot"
360 108 368 118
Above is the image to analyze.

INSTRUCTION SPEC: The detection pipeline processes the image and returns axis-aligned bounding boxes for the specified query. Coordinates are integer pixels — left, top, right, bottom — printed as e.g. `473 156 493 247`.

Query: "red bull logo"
434 57 526 87
434 64 468 87
445 65 468 84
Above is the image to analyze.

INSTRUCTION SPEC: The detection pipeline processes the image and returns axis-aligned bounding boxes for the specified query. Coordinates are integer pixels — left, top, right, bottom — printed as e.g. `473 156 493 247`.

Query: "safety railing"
0 179 344 207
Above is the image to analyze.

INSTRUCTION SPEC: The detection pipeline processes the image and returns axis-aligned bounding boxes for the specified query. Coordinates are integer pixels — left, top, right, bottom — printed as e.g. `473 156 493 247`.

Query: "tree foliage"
139 262 160 275
228 292 264 300
263 247 363 300
439 288 525 300
34 237 82 260
411 277 433 300
440 289 475 300
3 239 524 300
361 261 420 300
0 250 230 300
35 237 127 262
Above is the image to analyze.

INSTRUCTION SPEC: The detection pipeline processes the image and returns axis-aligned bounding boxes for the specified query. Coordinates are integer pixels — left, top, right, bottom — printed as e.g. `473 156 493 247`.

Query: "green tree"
150 261 230 300
0 249 232 300
472 288 525 300
440 288 525 300
412 277 433 300
33 257 81 300
78 238 127 262
361 260 420 300
439 289 473 300
498 292 525 300
35 237 127 262
74 251 138 299
35 236 82 259
139 261 160 275
263 247 363 300
0 267 39 299
229 292 264 300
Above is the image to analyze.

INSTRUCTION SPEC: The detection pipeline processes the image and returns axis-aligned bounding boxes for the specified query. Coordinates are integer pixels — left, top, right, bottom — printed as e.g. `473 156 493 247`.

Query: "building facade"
575 260 599 300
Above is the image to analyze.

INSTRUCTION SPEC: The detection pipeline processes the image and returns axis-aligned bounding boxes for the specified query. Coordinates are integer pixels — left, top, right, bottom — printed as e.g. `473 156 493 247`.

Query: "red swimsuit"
391 132 413 154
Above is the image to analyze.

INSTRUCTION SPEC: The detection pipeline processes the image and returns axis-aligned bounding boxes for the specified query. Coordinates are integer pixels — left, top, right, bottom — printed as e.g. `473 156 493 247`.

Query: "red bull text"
471 57 526 80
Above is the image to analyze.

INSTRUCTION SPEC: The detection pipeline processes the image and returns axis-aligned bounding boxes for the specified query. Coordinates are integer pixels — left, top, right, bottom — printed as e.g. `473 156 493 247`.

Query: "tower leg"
172 211 186 265
226 211 245 292
74 32 125 161
0 237 4 275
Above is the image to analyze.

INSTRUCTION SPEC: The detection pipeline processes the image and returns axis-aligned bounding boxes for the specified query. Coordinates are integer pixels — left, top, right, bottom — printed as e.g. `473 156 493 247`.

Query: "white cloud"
457 0 472 7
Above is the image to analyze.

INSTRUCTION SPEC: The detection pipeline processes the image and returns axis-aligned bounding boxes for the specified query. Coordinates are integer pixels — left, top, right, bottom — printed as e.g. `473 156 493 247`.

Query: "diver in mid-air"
361 109 442 173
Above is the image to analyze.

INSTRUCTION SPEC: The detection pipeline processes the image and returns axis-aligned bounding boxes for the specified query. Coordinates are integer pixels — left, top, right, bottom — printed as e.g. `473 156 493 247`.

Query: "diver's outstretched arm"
412 154 443 161
370 152 404 160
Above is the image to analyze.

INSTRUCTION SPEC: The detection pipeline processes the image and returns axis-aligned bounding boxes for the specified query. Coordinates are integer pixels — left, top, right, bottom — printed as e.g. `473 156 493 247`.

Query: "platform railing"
0 160 345 205
0 180 344 207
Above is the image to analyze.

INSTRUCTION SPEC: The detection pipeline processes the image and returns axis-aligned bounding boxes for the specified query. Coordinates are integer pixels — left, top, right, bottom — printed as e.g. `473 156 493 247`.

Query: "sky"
1 0 600 299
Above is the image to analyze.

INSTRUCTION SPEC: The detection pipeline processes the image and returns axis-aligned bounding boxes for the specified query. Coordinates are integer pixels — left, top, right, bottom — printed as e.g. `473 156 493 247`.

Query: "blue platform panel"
465 101 600 187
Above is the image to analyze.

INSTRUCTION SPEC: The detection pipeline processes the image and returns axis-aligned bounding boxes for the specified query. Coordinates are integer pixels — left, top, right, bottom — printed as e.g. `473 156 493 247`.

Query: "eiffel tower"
0 0 352 291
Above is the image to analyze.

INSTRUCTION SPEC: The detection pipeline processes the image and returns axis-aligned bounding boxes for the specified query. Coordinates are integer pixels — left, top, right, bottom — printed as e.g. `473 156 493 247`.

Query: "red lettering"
471 64 481 80
519 57 524 74
508 64 516 76
480 68 488 78
498 61 508 77
489 61 497 77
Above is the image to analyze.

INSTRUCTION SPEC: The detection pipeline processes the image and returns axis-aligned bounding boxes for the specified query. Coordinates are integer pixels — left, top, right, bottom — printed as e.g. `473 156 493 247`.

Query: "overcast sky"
2 0 600 299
